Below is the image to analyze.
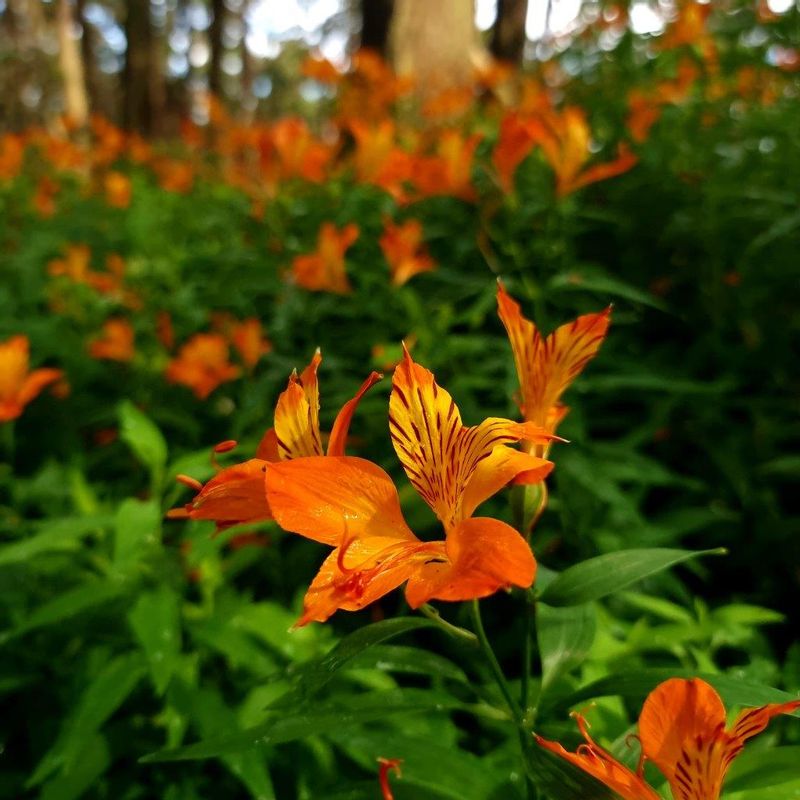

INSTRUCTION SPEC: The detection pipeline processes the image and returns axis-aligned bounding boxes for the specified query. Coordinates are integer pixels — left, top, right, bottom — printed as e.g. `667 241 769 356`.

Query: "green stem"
470 599 523 724
418 603 478 646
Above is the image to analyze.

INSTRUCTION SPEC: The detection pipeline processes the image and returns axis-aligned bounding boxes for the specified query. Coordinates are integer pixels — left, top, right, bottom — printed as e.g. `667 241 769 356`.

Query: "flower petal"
535 711 661 800
461 447 553 519
265 455 417 546
639 678 728 800
17 367 64 408
297 535 436 626
175 458 271 528
405 517 535 607
497 283 610 430
327 371 383 456
272 351 323 459
390 347 553 529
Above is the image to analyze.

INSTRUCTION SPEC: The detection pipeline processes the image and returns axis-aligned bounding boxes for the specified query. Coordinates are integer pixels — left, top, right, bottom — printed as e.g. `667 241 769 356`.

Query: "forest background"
1 0 799 798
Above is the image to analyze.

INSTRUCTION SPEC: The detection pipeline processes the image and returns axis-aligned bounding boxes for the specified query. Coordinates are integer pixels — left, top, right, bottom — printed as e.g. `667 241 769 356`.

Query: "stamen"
211 439 238 470
176 474 203 492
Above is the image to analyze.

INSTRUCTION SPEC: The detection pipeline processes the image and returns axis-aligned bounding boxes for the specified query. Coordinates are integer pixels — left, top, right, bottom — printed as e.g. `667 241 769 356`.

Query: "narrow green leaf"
537 603 596 694
548 267 668 310
0 515 113 567
128 585 182 694
142 688 467 763
538 548 725 606
5 579 126 641
29 653 145 786
114 498 161 569
39 733 111 800
347 645 469 684
274 616 438 707
725 746 800 792
118 400 168 484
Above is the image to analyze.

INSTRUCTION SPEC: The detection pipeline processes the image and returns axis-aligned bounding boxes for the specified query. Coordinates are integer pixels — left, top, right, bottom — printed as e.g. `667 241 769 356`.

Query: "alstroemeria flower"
497 282 611 442
170 351 380 530
379 218 435 286
0 335 63 423
265 347 555 626
292 222 359 294
89 318 135 362
536 677 800 800
165 333 241 400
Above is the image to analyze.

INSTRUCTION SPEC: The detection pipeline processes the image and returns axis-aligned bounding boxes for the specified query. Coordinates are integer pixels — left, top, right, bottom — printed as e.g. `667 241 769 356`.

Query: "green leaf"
537 603 597 694
538 548 725 606
114 498 161 570
142 688 468 763
725 746 800 793
346 645 469 684
331 730 509 800
29 653 145 786
0 515 113 567
5 579 126 641
39 733 111 800
274 616 438 707
548 267 668 310
128 585 182 694
545 669 800 716
118 400 168 486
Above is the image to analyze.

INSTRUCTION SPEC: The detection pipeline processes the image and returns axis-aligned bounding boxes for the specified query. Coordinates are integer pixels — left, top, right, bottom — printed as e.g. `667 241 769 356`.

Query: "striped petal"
389 347 553 530
497 282 610 431
272 350 323 459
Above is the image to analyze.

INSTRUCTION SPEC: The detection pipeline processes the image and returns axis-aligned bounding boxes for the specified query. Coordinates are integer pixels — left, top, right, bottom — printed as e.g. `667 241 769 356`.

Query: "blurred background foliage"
1 0 799 798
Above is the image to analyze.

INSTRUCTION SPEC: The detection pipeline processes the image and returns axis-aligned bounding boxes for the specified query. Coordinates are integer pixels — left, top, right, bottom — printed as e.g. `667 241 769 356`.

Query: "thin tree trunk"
360 0 394 56
490 0 528 64
57 0 89 127
75 0 98 115
208 0 225 98
390 0 484 101
123 0 153 134
239 0 255 122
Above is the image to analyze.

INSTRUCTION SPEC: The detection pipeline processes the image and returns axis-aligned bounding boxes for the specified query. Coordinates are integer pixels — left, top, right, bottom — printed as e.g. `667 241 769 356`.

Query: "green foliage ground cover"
1 7 799 798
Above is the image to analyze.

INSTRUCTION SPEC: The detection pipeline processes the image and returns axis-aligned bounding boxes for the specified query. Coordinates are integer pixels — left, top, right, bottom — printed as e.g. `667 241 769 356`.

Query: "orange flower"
170 351 381 529
412 130 480 201
165 333 241 400
270 118 335 183
379 218 435 286
33 176 60 217
0 335 63 422
104 171 132 208
301 55 342 84
532 106 637 196
492 112 541 193
264 347 555 625
497 283 610 440
229 318 272 370
536 677 800 800
0 134 24 181
89 318 135 362
292 222 359 294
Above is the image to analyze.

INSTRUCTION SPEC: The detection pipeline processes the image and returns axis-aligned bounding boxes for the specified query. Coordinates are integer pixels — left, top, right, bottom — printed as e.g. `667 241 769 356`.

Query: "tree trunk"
208 0 225 98
75 0 99 115
57 0 89 127
123 0 154 134
390 0 484 101
490 0 528 64
360 0 394 57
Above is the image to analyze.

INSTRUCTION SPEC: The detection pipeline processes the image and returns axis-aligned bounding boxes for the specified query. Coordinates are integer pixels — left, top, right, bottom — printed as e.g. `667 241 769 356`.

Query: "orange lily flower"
292 222 359 294
497 282 610 440
169 351 381 529
104 171 132 208
492 112 542 193
0 335 63 423
270 118 335 184
165 333 241 400
412 130 480 201
532 105 637 197
348 119 413 199
379 218 435 286
0 134 24 181
89 318 135 362
33 176 60 218
229 318 272 370
536 677 800 800
264 348 555 626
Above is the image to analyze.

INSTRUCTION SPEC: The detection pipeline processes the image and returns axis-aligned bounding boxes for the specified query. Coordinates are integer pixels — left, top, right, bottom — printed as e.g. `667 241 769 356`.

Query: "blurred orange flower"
413 130 480 201
379 218 435 286
532 106 637 196
165 333 240 400
0 134 24 181
33 176 60 217
89 319 135 362
212 315 272 370
492 112 541 192
497 282 610 441
0 335 63 422
270 118 335 184
292 222 359 294
537 677 800 800
265 348 554 625
170 351 381 530
104 171 132 208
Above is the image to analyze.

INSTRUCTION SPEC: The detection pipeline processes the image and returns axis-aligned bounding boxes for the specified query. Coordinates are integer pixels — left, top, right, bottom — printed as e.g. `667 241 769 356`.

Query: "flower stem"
470 599 523 724
418 603 478 646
